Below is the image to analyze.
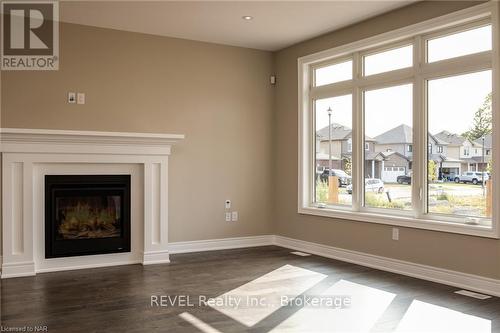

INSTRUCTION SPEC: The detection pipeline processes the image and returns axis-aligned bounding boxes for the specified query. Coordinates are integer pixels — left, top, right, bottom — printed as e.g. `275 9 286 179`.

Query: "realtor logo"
1 1 59 70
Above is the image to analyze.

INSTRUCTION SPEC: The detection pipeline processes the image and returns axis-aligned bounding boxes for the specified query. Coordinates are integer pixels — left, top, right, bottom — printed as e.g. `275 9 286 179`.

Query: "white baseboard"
143 250 171 265
274 235 500 297
3 234 499 298
1 261 36 279
168 235 275 254
36 260 142 274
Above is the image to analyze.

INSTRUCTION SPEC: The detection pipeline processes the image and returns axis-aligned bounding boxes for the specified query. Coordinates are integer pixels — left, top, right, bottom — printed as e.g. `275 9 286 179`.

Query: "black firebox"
45 175 131 258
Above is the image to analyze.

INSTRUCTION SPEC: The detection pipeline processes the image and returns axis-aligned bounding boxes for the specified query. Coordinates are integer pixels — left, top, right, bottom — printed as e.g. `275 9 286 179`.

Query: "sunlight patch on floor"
209 264 327 327
179 312 222 333
394 300 491 333
270 279 396 333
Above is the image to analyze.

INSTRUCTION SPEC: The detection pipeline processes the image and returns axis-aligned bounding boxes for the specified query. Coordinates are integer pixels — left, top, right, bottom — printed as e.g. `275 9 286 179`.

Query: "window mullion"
491 0 499 236
413 35 425 219
352 52 363 212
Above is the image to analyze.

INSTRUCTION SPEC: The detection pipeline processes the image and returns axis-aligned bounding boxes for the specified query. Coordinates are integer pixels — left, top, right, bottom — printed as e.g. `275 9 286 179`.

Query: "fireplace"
45 175 131 258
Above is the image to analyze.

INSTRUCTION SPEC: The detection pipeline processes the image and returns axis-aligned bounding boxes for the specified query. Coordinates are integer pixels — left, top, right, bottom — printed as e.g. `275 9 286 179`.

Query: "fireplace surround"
0 128 184 278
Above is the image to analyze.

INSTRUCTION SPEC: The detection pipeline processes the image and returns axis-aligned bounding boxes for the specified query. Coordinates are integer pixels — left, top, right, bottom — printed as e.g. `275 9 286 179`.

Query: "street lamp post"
326 107 339 204
327 107 333 176
482 136 485 196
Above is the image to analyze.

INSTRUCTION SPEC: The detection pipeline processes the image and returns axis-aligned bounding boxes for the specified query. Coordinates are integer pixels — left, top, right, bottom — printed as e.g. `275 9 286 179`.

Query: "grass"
316 180 487 215
316 180 328 203
365 192 407 209
430 192 487 216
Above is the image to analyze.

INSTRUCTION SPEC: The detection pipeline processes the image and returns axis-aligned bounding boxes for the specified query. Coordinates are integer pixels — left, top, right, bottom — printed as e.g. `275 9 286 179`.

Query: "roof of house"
434 131 467 146
317 123 375 142
374 124 448 146
381 151 410 161
429 153 446 162
316 123 352 141
374 124 412 144
474 134 492 148
432 135 449 146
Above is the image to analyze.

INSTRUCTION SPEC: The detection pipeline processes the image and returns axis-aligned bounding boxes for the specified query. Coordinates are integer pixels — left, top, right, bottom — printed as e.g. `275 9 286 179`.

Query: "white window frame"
298 2 499 238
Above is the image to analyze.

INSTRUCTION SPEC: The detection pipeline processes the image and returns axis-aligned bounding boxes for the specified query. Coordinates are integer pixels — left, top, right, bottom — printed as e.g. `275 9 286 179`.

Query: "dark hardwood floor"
2 246 500 332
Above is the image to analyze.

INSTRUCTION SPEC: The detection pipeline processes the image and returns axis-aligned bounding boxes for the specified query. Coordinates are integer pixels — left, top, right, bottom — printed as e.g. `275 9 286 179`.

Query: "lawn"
316 180 489 217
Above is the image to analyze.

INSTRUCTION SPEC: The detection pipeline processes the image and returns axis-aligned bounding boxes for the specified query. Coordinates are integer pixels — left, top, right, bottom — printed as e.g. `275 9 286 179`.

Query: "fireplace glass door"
45 175 131 258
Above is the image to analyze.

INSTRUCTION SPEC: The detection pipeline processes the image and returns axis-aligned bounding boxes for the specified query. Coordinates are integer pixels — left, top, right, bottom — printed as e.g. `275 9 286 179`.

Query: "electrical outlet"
225 212 231 222
225 200 231 210
392 227 399 241
231 211 238 222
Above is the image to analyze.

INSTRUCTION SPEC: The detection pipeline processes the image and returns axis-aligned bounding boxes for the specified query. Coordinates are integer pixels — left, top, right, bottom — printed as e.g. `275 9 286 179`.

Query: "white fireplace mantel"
0 128 185 278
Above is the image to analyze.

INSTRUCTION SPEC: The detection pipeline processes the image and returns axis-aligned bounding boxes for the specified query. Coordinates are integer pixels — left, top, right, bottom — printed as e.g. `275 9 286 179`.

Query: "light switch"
68 92 76 104
77 93 85 105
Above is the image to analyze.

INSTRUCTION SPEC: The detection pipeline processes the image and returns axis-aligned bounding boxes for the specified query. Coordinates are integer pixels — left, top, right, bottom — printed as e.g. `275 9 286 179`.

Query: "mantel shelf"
0 128 185 155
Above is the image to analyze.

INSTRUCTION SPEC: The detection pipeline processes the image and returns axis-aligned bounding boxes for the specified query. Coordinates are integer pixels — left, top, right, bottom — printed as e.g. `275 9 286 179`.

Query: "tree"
487 160 493 174
343 157 352 176
463 93 492 141
428 160 438 182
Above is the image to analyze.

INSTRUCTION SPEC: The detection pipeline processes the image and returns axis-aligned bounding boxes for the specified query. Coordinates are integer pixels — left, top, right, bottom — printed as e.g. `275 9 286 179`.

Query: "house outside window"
407 145 413 153
437 146 443 153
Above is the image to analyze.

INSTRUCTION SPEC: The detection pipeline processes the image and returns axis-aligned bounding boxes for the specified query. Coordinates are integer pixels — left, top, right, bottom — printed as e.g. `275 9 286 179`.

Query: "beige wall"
273 1 500 279
1 22 274 242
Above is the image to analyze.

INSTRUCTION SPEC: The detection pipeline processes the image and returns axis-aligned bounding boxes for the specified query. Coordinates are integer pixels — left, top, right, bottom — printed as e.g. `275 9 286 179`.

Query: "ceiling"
60 1 417 51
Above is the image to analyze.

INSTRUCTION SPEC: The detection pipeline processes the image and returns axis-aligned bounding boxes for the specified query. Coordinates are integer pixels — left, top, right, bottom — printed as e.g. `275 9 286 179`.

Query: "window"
314 94 352 207
314 60 352 87
427 70 492 218
427 25 492 63
364 84 413 210
364 44 413 76
299 4 496 237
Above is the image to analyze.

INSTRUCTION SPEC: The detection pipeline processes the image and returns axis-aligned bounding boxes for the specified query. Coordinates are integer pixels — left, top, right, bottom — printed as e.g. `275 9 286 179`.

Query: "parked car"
396 175 411 184
346 178 384 194
454 172 489 185
319 169 352 187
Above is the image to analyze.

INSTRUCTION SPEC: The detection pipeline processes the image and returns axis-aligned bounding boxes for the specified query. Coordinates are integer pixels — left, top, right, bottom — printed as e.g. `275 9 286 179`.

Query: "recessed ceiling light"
242 15 253 21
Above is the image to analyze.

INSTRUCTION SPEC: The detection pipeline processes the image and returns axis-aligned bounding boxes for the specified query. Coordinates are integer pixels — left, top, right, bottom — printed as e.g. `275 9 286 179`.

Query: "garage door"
382 166 405 183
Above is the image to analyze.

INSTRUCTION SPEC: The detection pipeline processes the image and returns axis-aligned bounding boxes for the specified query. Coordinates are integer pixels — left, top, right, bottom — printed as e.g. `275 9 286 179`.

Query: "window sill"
298 206 498 238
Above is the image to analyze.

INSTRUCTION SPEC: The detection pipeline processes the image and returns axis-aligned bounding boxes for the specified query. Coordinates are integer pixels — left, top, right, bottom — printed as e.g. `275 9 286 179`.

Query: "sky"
314 25 492 138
